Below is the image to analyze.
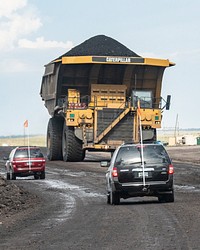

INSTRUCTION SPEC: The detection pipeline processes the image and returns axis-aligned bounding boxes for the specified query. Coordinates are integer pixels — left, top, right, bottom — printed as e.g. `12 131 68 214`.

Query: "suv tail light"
12 160 17 167
168 164 174 174
112 167 118 177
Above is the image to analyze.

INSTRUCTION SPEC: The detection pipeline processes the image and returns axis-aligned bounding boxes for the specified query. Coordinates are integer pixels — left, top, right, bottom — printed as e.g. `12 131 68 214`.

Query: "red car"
5 146 46 180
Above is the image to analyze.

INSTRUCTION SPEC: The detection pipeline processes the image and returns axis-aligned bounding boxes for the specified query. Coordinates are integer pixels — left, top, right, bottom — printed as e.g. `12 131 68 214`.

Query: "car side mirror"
3 157 8 161
100 161 110 168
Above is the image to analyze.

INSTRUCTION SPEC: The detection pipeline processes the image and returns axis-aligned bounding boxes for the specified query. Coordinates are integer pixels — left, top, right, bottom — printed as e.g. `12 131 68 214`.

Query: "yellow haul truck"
40 35 174 161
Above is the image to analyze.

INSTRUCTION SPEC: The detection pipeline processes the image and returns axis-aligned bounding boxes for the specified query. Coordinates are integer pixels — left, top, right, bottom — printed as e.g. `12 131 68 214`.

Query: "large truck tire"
47 116 64 160
62 125 85 162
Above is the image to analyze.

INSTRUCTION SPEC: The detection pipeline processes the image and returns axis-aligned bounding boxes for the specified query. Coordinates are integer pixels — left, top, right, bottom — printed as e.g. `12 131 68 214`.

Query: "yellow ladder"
94 107 130 143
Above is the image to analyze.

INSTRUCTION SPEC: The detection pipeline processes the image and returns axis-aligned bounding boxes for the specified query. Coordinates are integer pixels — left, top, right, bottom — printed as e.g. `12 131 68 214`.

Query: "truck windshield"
132 90 152 108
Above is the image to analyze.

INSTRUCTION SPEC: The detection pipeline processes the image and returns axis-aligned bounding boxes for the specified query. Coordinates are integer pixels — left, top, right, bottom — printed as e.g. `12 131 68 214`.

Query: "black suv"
101 143 174 205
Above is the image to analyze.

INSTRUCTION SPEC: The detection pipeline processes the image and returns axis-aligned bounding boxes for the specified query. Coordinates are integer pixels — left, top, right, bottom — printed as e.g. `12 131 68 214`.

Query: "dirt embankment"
0 146 45 224
0 177 38 224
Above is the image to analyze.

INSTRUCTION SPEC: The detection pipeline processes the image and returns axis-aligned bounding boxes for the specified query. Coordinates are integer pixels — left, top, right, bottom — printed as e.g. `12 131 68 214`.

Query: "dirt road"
167 145 200 164
0 146 200 249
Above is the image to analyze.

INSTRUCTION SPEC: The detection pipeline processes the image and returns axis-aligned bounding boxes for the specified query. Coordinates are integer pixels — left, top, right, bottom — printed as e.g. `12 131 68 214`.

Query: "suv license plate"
138 172 148 177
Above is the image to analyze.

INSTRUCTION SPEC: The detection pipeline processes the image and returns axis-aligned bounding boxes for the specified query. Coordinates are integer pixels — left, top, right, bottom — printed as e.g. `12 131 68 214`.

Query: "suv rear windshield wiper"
127 161 146 165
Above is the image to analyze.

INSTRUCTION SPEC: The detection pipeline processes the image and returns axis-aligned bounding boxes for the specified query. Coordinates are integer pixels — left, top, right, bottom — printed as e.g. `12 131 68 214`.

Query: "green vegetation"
0 135 46 147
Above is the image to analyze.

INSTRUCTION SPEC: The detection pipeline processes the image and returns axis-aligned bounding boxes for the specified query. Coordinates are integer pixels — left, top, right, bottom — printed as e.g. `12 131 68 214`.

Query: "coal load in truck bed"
61 35 140 57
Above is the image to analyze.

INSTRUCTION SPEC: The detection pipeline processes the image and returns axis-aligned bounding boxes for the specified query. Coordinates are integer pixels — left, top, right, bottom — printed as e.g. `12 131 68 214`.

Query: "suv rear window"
115 144 170 165
14 148 44 158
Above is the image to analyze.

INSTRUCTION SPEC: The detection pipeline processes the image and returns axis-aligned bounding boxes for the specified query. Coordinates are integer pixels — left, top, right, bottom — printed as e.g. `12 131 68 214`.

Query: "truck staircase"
94 107 130 143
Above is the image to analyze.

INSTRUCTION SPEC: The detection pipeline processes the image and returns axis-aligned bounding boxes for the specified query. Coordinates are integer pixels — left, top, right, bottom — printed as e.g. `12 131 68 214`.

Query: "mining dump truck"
40 35 174 161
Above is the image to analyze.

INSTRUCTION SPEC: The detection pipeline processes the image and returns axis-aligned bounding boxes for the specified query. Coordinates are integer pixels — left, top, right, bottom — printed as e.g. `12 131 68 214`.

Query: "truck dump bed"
40 35 174 116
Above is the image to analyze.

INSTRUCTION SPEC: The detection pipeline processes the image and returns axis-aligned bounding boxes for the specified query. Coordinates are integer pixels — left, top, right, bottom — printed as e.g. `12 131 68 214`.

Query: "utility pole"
174 114 179 145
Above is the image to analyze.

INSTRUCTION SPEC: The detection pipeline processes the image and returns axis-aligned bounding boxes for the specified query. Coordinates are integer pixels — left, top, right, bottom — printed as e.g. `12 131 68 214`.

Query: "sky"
0 0 200 136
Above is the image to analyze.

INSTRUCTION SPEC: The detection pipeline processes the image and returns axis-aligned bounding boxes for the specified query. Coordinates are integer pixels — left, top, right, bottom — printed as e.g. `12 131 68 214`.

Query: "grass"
1 129 200 147
0 135 46 147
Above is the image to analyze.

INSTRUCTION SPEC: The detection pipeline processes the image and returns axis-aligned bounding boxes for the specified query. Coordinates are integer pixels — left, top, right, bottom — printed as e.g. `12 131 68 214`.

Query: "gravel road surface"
0 146 200 249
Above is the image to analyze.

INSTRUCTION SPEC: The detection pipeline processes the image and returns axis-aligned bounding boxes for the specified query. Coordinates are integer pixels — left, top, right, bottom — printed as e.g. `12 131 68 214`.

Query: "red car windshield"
14 148 44 158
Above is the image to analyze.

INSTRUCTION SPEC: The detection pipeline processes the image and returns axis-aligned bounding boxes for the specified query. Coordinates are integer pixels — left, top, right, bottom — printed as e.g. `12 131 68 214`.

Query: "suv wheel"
107 192 111 204
158 191 174 203
40 171 45 179
10 172 16 180
34 174 39 180
6 172 10 180
110 189 120 205
165 191 174 203
9 168 16 180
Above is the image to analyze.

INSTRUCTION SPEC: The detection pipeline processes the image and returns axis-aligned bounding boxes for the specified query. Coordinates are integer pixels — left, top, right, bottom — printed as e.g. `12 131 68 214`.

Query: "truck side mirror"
166 95 171 110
